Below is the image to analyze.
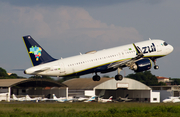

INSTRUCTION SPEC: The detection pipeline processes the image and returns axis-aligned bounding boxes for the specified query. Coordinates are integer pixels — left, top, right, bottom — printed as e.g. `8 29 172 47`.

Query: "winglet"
133 43 142 54
133 43 144 58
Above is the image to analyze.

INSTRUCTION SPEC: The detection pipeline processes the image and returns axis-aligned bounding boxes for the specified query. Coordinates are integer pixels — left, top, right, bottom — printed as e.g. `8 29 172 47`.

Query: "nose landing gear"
153 59 159 70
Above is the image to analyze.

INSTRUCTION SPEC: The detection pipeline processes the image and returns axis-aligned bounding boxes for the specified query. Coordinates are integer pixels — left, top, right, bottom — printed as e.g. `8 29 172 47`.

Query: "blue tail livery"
23 35 57 66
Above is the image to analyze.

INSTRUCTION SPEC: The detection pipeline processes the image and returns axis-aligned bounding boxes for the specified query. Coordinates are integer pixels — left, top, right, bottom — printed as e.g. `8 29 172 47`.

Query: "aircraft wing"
108 43 144 69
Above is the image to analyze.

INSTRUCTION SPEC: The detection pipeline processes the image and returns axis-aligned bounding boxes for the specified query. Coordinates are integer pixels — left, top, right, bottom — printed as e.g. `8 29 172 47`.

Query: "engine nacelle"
131 58 152 72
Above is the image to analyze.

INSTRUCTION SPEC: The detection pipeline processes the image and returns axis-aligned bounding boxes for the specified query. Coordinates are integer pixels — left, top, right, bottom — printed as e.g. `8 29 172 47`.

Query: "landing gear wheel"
115 75 123 81
93 76 97 81
96 76 100 81
154 65 159 70
92 75 101 81
153 59 159 70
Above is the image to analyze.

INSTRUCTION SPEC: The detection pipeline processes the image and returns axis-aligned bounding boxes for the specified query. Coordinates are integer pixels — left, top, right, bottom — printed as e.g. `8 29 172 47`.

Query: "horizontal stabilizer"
34 67 50 73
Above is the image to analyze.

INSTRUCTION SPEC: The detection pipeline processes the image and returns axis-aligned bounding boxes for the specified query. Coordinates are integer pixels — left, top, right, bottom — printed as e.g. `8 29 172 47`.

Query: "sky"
0 0 179 78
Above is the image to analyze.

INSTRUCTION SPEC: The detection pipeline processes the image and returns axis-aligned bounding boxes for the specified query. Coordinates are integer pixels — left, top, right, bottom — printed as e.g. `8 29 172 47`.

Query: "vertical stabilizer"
109 96 113 100
12 94 17 100
23 35 57 66
52 94 57 99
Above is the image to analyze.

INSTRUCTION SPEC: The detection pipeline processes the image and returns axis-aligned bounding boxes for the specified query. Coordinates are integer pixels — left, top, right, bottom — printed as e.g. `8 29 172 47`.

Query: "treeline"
0 67 24 79
126 71 180 86
171 78 180 85
126 71 166 86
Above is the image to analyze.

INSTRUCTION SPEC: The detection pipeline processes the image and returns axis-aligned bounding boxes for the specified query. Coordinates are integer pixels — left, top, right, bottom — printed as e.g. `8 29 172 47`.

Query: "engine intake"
131 58 152 72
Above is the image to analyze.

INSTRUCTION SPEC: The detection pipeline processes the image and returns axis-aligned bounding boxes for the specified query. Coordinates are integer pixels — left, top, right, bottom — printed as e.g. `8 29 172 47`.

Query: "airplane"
38 94 63 102
25 95 42 102
118 94 132 102
84 96 97 102
172 97 180 103
23 35 173 81
98 96 113 103
52 94 74 102
76 97 89 102
52 94 67 102
163 96 179 103
11 94 26 101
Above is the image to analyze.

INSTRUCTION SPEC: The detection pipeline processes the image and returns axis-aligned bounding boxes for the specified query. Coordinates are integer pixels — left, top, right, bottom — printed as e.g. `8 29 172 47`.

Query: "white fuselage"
25 39 173 77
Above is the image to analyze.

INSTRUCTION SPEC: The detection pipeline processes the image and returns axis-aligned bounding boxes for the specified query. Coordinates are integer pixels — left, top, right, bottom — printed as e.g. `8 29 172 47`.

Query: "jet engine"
131 58 152 72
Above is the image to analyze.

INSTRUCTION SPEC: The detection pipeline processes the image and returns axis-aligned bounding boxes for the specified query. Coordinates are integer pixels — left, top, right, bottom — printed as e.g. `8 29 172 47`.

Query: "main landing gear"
92 68 124 81
92 73 101 81
115 67 123 81
153 59 159 70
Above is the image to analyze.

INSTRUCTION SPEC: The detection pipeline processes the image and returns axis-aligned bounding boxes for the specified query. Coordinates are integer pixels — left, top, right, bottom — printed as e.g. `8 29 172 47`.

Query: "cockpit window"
163 42 168 46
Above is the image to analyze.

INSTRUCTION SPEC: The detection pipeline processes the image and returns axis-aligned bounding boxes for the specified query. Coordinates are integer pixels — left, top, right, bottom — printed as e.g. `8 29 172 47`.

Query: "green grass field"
0 102 180 117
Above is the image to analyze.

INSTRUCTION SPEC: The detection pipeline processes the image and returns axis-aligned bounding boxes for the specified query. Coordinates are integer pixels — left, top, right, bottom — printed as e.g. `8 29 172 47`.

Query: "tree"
0 67 25 79
171 78 180 85
0 67 8 78
126 71 163 86
158 82 166 86
9 73 19 78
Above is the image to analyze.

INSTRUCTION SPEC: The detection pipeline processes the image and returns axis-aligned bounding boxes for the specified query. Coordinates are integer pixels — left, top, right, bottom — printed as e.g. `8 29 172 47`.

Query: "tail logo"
29 45 42 61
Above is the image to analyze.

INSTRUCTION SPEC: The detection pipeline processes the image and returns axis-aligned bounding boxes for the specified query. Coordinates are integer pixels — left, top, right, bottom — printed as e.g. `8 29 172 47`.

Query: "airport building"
0 78 161 103
63 78 160 103
150 85 180 102
0 79 68 102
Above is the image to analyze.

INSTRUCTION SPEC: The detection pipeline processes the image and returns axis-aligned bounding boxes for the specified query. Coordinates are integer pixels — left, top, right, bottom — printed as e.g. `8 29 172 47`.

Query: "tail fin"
125 94 129 98
12 94 17 99
52 94 57 99
88 96 95 101
109 96 113 100
26 95 31 99
23 35 57 66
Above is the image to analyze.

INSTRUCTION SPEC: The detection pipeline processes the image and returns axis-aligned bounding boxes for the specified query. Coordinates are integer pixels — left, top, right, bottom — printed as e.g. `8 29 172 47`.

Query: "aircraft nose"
167 45 174 54
169 45 174 53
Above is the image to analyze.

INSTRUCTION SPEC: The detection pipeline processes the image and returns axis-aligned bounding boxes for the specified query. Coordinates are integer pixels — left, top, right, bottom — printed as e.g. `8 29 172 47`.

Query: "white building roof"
63 78 151 90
